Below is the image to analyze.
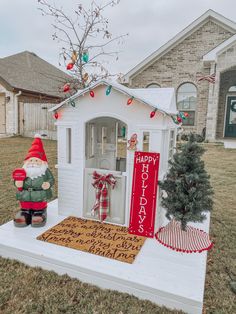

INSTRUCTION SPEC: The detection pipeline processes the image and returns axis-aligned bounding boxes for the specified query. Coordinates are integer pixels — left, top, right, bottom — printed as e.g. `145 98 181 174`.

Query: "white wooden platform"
223 139 236 149
0 200 210 314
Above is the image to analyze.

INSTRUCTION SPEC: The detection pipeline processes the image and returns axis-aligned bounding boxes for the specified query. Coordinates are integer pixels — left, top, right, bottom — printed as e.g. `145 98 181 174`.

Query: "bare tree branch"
38 0 127 91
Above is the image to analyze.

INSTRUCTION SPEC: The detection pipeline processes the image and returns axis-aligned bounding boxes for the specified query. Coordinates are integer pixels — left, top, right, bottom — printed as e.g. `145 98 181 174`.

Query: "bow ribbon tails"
91 171 116 222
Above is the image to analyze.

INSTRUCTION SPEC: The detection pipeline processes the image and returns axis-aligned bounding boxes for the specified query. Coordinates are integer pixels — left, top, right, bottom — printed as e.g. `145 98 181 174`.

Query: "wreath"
231 101 236 112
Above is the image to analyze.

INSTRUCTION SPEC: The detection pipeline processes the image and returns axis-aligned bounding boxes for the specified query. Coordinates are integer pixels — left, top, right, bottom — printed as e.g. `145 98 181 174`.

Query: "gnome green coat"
16 169 55 202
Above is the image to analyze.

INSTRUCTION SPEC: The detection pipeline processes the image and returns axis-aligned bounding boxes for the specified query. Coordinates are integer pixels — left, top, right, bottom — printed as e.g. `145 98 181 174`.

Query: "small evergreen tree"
159 134 213 231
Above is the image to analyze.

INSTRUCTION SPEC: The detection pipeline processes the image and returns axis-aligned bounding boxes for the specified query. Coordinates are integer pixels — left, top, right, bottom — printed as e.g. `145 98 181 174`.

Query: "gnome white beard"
23 163 48 179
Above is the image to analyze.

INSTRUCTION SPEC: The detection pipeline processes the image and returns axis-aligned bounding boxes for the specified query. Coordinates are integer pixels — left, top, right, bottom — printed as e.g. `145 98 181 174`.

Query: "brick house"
123 10 236 147
0 51 70 139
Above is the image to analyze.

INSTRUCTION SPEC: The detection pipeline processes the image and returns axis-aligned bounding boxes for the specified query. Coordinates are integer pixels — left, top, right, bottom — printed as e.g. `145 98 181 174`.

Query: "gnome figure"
13 135 55 227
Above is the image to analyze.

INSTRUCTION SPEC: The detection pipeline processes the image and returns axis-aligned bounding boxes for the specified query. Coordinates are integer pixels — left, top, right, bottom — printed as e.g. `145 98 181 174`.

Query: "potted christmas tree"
159 133 213 231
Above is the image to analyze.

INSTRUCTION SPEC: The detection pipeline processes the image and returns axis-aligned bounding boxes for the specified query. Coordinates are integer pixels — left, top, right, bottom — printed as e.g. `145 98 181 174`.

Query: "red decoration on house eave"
90 90 95 98
150 110 157 118
127 97 134 105
53 112 59 120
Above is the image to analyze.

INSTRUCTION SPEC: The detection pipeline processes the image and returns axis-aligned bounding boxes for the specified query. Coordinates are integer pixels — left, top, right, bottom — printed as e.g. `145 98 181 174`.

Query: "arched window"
228 86 236 92
146 83 161 88
177 83 197 126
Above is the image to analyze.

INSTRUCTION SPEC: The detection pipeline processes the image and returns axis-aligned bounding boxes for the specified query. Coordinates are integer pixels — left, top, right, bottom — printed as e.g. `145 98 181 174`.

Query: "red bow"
91 171 116 222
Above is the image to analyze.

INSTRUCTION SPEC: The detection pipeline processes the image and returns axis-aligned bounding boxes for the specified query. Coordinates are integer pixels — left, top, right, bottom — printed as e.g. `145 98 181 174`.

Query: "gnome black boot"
14 210 31 227
31 208 47 227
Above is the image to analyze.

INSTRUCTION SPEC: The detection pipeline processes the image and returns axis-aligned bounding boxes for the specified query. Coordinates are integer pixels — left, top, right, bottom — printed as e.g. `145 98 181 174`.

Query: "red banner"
128 152 160 238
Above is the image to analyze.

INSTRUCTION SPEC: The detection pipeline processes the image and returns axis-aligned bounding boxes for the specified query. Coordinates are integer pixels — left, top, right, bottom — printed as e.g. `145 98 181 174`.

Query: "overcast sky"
0 0 236 75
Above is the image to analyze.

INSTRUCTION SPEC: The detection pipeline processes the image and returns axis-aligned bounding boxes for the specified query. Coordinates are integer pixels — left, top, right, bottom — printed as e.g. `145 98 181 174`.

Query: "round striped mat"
155 219 213 253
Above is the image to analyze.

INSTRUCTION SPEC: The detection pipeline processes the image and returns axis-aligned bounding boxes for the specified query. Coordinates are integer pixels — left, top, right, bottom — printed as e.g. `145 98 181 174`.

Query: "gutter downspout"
14 90 22 135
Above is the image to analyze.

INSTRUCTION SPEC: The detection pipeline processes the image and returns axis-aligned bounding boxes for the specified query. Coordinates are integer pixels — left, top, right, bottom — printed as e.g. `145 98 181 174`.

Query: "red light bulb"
150 110 156 118
127 97 134 105
90 90 95 98
63 84 70 93
53 112 59 120
184 112 189 117
66 63 74 70
177 116 182 123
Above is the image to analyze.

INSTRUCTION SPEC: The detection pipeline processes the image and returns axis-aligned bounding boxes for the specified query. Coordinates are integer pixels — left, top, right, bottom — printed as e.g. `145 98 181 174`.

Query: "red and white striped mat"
155 220 213 253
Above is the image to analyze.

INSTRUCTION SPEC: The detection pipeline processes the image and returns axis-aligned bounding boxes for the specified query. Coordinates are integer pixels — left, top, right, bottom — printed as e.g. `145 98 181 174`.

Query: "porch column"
205 62 220 141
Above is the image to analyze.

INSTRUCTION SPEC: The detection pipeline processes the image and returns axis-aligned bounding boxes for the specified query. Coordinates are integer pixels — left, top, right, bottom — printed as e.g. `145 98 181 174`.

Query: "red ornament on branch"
63 84 70 93
150 109 157 118
66 63 74 70
90 90 95 98
127 96 134 105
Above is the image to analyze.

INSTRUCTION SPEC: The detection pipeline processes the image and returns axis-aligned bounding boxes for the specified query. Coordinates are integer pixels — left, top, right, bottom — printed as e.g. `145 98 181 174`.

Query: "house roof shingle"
0 51 71 98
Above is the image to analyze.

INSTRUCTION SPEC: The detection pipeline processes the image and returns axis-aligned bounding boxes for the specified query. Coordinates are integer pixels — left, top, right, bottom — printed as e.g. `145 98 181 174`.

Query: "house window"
143 132 150 152
66 128 72 164
168 130 175 160
228 86 236 92
177 83 197 126
146 83 161 88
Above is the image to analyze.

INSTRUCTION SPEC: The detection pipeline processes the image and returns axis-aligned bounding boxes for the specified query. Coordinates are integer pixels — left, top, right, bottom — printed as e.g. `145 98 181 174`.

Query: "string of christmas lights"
59 82 188 124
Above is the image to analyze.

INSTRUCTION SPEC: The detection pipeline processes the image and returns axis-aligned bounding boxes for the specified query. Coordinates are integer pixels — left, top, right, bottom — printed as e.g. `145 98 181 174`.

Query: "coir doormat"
37 216 146 264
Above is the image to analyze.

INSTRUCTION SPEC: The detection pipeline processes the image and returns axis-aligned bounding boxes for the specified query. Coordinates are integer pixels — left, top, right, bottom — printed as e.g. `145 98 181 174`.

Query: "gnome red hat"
24 134 48 162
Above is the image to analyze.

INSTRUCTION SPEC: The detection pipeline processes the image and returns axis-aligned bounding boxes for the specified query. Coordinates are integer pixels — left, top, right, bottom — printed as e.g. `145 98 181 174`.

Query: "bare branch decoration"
38 0 127 94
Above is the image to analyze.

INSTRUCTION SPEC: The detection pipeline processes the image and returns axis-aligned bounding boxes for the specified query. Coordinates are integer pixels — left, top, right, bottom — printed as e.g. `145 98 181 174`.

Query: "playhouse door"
84 117 127 225
83 168 126 225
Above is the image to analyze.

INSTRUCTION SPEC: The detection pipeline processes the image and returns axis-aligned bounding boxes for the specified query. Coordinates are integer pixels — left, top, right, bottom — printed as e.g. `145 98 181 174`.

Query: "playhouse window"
66 128 72 164
143 132 150 152
168 130 175 160
102 127 107 155
85 117 127 172
87 123 95 158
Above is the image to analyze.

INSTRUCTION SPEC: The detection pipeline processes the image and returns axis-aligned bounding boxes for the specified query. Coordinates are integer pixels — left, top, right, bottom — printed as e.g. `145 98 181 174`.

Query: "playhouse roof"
50 80 177 115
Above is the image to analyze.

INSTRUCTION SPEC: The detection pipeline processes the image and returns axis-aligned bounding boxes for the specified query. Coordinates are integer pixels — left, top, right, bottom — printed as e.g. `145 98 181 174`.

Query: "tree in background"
38 0 127 93
159 134 213 231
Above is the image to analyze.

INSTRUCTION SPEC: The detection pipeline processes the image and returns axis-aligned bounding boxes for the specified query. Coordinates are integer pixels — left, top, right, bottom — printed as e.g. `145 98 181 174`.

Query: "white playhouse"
52 80 177 228
0 80 211 314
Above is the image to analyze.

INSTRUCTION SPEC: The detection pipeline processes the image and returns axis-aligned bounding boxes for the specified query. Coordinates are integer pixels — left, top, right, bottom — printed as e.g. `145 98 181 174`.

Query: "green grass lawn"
0 137 235 313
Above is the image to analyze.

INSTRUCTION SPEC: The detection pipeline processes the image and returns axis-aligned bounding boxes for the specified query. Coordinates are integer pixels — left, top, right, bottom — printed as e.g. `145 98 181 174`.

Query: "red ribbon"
91 171 116 222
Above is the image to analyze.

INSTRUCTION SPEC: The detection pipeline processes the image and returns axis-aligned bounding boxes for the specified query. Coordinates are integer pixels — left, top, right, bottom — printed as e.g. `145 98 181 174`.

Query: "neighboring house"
123 10 236 147
0 51 71 139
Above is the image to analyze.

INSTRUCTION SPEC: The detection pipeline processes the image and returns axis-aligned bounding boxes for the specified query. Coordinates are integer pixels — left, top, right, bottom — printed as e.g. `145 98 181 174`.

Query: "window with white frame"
177 83 197 126
146 83 161 88
228 86 236 92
